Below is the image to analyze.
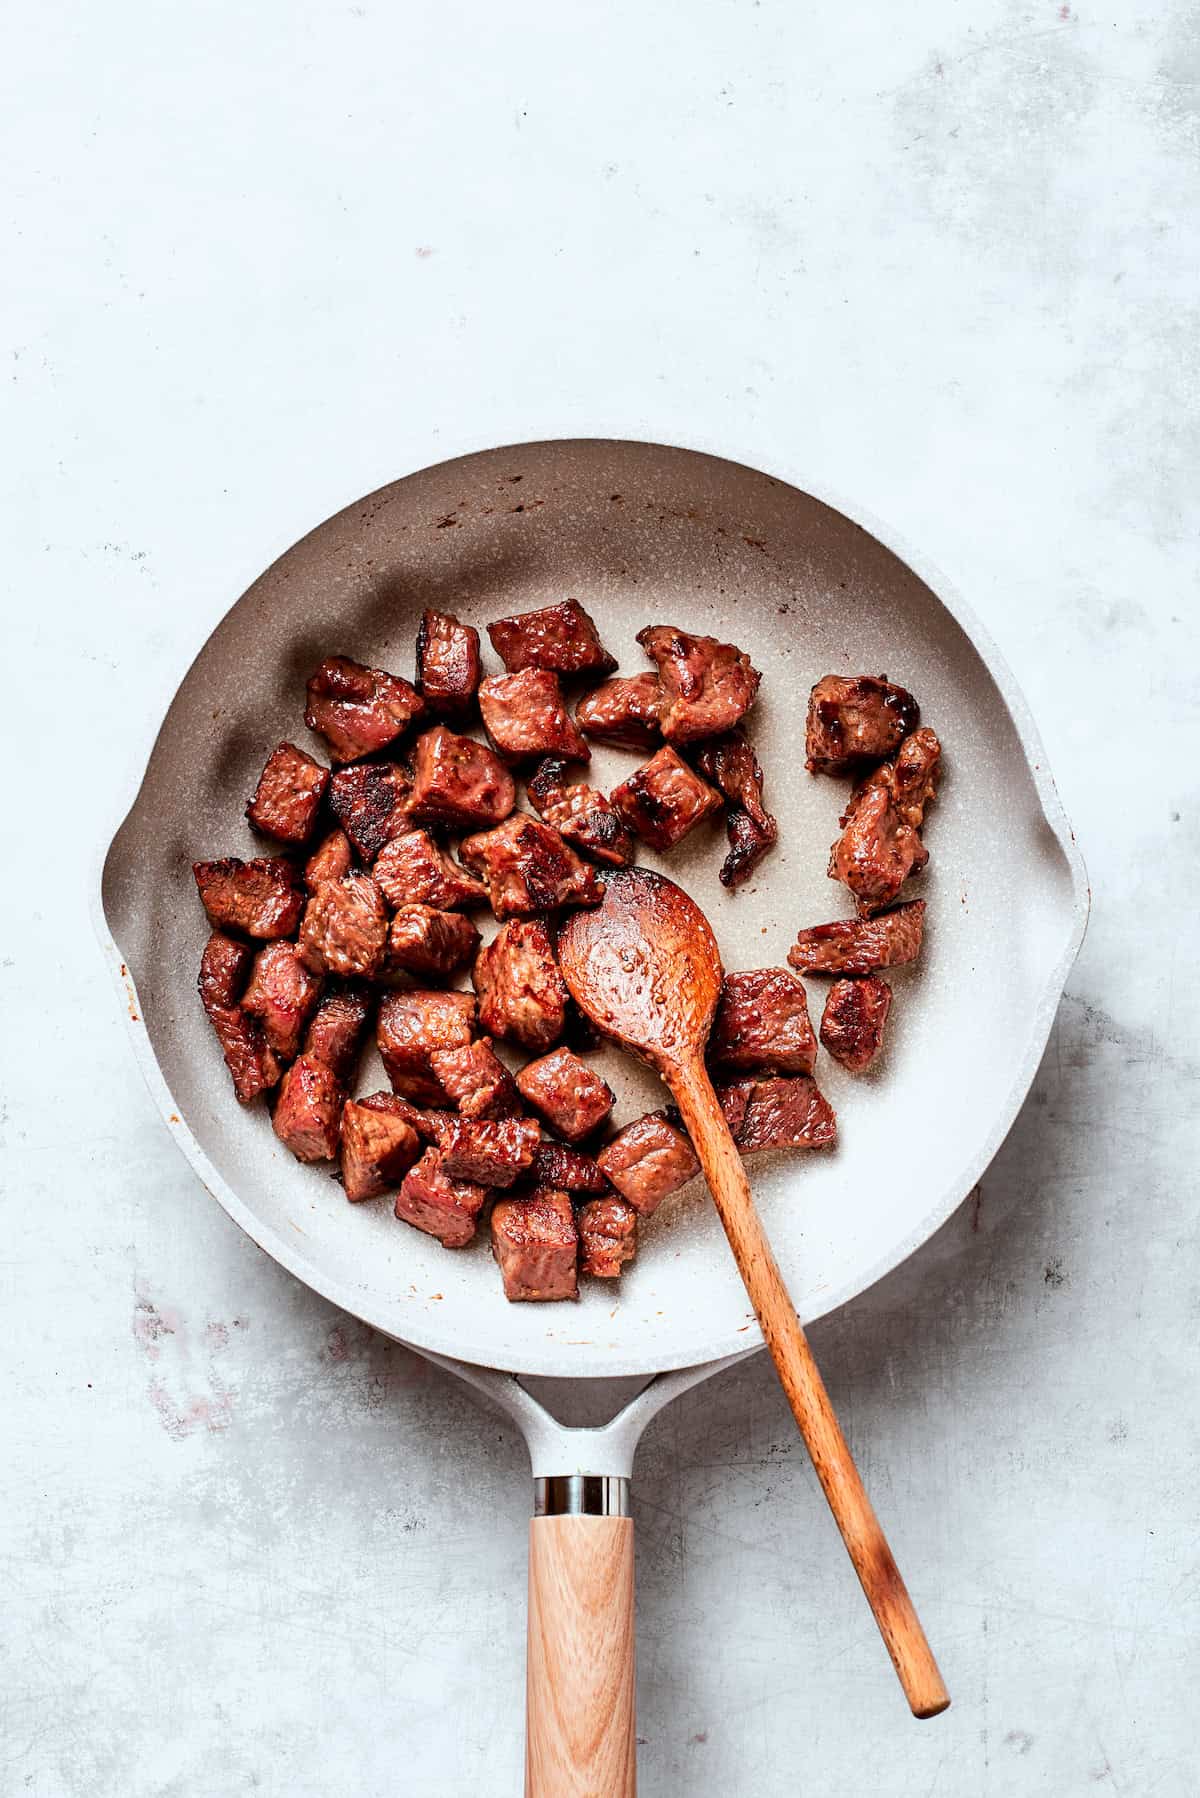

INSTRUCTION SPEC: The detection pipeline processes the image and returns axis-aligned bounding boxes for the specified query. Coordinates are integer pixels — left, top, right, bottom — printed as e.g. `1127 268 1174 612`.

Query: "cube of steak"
597 1111 699 1216
636 624 760 743
715 1075 837 1153
272 1054 345 1162
530 1141 611 1194
708 969 816 1075
328 763 411 860
578 1196 638 1279
386 905 481 979
491 1188 579 1301
240 941 323 1060
829 728 940 915
440 1116 541 1187
339 1097 423 1201
395 1148 487 1248
303 981 372 1084
304 655 425 763
516 1047 615 1143
198 932 281 1103
305 828 353 892
478 669 590 764
487 598 616 677
415 608 481 715
820 976 893 1072
527 759 635 867
297 873 389 978
199 929 253 1011
473 919 568 1052
246 742 329 844
611 747 721 851
429 1038 521 1119
787 900 926 976
372 829 487 911
805 674 919 776
405 725 516 829
355 1089 452 1146
459 815 602 918
377 988 477 1102
193 857 305 940
575 673 662 750
693 731 778 889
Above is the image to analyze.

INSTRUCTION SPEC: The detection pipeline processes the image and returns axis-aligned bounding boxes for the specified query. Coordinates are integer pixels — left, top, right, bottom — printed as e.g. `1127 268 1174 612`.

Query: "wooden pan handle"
526 1513 637 1795
671 1058 950 1720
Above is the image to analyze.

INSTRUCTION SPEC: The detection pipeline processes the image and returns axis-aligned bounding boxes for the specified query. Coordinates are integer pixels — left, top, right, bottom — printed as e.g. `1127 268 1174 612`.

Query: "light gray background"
3 2 1196 1793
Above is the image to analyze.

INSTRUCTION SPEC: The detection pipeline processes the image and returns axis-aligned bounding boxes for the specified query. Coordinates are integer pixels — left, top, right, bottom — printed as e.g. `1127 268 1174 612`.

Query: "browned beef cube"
240 941 323 1060
788 900 926 976
530 1141 611 1194
405 725 516 830
473 918 568 1051
487 598 616 677
429 1038 521 1118
198 932 281 1103
693 731 777 889
708 969 816 1075
415 608 481 715
303 981 372 1083
575 673 662 749
353 1089 452 1145
328 763 411 860
386 905 481 979
272 1054 344 1162
491 1188 579 1301
297 873 389 978
805 674 919 776
440 1116 541 1187
459 815 602 918
478 669 590 764
829 728 941 915
372 829 487 911
516 1047 615 1143
597 1111 699 1215
377 988 477 1102
636 624 760 743
819 976 893 1072
246 742 329 844
199 930 253 1011
611 747 721 851
304 828 353 892
193 857 305 940
527 759 635 867
304 655 425 763
339 1096 423 1201
716 1075 837 1152
395 1148 487 1247
578 1196 638 1278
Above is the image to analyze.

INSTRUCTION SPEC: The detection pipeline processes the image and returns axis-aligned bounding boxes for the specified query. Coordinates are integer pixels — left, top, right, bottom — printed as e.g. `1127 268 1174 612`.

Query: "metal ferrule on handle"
533 1474 631 1517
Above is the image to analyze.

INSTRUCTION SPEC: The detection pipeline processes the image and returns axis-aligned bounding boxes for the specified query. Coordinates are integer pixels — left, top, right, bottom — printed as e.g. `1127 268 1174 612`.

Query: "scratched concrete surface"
3 0 1198 1792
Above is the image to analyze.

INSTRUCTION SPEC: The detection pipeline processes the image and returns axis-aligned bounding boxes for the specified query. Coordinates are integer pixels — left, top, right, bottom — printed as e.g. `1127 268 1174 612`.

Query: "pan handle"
525 1476 636 1796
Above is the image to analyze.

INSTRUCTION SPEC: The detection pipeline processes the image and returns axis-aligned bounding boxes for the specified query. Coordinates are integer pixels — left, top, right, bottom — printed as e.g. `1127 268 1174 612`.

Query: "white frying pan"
96 439 1088 1791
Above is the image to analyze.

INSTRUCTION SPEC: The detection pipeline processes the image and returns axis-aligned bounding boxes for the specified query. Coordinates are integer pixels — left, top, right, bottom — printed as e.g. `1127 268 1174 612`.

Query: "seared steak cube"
297 873 389 978
339 1095 423 1201
527 759 635 867
516 1047 615 1143
377 987 476 1102
303 981 372 1084
355 1090 452 1145
372 829 487 911
611 747 721 851
491 1188 579 1301
328 762 411 860
472 918 568 1051
716 1075 837 1153
829 728 941 915
240 941 323 1060
415 608 481 715
440 1116 541 1187
788 900 926 976
198 931 281 1103
478 669 590 764
530 1141 611 1194
272 1054 344 1162
693 731 777 889
406 725 516 829
636 624 760 743
395 1148 487 1247
199 929 253 1012
708 969 816 1075
305 828 353 892
429 1038 521 1118
597 1111 699 1215
487 598 616 677
805 674 919 776
459 815 602 917
575 673 662 749
819 976 893 1072
246 742 328 844
386 905 481 979
578 1196 638 1279
193 857 304 940
304 655 425 763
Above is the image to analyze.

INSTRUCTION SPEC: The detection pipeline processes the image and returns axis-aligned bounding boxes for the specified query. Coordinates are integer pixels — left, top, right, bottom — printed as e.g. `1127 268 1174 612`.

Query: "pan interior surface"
101 440 1084 1377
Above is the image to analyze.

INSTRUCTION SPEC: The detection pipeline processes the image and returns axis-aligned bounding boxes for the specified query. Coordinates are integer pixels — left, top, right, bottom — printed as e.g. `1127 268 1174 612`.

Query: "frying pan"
96 438 1088 1791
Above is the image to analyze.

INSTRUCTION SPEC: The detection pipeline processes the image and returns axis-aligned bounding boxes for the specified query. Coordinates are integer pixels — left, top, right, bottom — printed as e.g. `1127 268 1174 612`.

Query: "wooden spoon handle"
670 1058 950 1720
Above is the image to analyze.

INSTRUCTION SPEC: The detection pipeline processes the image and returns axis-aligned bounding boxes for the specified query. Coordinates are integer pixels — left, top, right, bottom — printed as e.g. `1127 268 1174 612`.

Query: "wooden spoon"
557 867 950 1720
